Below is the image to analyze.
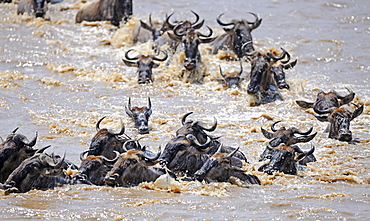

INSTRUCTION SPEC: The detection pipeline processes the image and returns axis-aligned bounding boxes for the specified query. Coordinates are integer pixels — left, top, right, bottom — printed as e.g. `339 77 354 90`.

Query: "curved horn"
291 126 313 135
143 146 161 162
267 47 288 62
96 116 106 131
216 143 223 153
148 13 153 27
151 50 168 61
186 134 211 148
124 49 142 61
55 151 66 168
246 12 259 24
113 119 125 136
25 131 38 147
216 13 235 27
147 97 152 110
271 121 281 132
79 150 89 161
165 12 176 30
36 145 51 154
313 103 336 114
12 127 19 134
197 25 213 38
219 65 227 79
173 23 186 37
226 147 239 159
101 151 120 163
237 62 243 77
181 112 193 125
305 145 315 156
190 10 200 25
198 117 217 132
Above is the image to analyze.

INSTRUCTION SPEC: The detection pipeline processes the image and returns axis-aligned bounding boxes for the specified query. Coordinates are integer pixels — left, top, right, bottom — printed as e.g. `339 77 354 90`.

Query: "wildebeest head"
217 62 244 89
260 144 315 175
104 148 162 187
175 112 217 144
271 58 297 90
261 121 317 147
165 10 205 32
139 13 168 42
33 0 47 18
216 12 262 57
88 117 128 159
0 128 40 183
125 97 152 134
2 152 67 193
314 104 363 142
122 49 168 84
74 150 119 185
247 48 291 95
296 87 355 114
169 26 216 71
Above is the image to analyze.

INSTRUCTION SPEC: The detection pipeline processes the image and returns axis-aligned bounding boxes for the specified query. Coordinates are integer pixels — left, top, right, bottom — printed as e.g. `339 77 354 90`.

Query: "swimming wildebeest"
125 97 153 134
247 48 295 105
87 117 129 159
258 144 315 175
296 87 355 113
0 128 41 183
216 62 244 89
314 103 363 142
259 121 317 165
210 12 262 59
1 152 69 193
132 13 168 44
122 49 168 84
17 0 48 18
195 146 260 186
104 148 163 187
75 0 133 26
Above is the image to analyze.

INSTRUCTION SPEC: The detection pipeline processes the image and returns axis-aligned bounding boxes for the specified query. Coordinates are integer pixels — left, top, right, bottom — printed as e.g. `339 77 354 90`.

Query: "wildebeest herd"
0 0 365 194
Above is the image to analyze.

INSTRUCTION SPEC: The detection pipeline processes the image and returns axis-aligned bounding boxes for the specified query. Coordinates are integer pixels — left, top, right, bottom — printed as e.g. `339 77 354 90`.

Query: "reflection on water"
0 0 369 219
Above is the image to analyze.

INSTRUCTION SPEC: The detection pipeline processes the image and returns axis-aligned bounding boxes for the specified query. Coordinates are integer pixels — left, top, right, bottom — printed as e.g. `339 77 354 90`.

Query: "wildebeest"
168 25 216 83
122 49 168 84
258 144 315 175
0 152 69 193
17 0 48 18
210 12 262 59
314 103 363 142
87 117 129 159
270 58 297 90
72 150 119 185
125 97 152 134
75 0 132 26
132 14 167 44
296 87 355 114
104 148 163 187
0 128 41 183
160 112 247 179
216 62 244 89
194 146 260 186
259 121 317 165
247 48 294 105
153 11 205 54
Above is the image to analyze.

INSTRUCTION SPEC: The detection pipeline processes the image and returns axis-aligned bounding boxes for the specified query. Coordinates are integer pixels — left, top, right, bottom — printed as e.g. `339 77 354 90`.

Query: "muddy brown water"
0 0 369 220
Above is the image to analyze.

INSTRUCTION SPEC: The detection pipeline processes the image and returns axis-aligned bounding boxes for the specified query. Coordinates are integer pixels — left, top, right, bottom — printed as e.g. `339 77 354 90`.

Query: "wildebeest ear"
152 62 160 68
261 127 273 139
315 115 328 122
122 59 138 67
296 100 314 109
340 92 355 106
351 105 364 120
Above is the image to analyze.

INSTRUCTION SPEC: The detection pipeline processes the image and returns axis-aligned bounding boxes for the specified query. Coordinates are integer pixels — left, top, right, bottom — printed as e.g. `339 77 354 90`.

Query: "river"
0 0 369 220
